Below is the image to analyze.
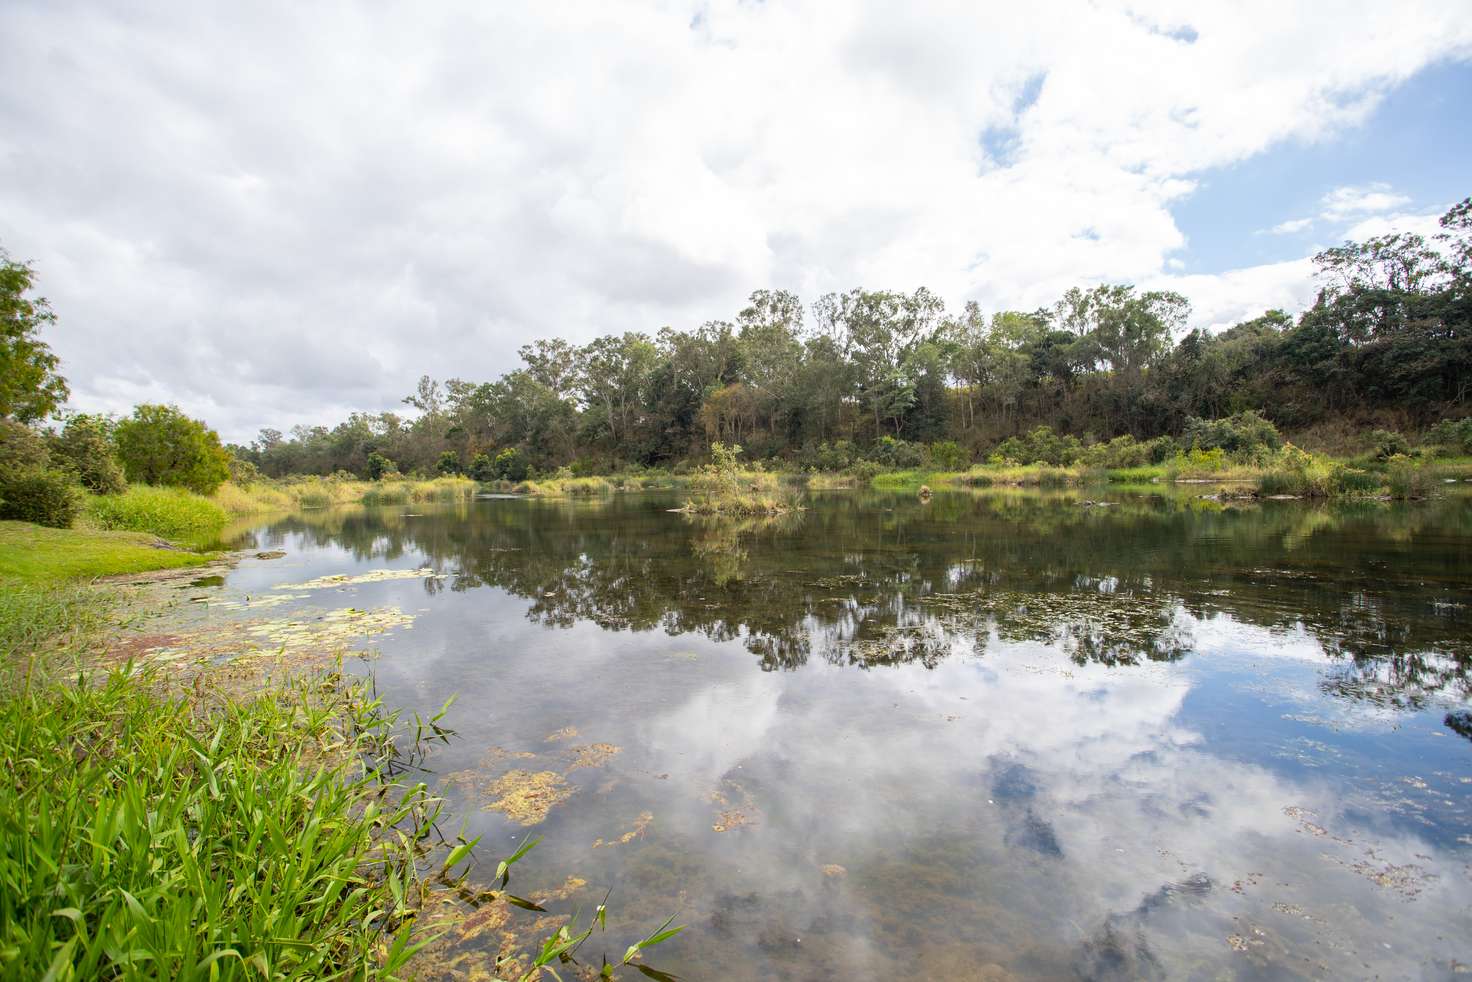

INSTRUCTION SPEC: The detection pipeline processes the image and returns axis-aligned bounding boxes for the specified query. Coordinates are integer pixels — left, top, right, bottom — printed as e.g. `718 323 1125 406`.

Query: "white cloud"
0 1 1469 439
1319 181 1414 220
1267 217 1314 235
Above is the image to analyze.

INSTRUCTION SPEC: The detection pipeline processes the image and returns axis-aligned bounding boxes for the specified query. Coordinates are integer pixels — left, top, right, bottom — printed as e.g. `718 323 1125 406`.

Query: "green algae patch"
0 519 214 585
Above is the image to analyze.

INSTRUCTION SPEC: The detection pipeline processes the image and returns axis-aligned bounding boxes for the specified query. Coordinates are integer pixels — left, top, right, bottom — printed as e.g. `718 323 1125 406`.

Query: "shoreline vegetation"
0 519 683 980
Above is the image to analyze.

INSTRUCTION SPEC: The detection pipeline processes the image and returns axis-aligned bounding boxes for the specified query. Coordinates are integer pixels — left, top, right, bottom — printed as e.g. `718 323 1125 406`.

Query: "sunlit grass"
0 520 213 584
85 485 228 543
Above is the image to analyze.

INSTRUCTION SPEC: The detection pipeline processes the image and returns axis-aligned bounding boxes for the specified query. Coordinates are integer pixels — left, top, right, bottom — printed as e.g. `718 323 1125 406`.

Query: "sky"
1 2 1470 443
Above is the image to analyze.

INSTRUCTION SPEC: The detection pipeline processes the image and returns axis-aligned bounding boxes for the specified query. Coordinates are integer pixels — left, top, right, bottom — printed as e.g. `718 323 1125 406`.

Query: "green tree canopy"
114 404 231 494
0 249 68 423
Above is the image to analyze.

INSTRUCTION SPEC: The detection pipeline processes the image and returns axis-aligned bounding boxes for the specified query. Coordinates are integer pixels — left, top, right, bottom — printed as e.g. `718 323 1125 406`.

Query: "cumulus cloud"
1 1 1469 440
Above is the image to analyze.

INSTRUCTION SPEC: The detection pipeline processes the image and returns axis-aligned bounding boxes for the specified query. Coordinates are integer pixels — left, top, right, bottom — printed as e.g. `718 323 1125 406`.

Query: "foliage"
114 405 231 495
366 451 396 480
1182 410 1281 456
0 249 68 423
436 450 462 476
1425 417 1472 455
0 468 84 528
990 426 1083 466
468 452 495 482
927 440 970 471
1368 428 1411 459
48 414 127 495
0 418 50 477
0 667 439 981
867 435 925 469
86 485 228 543
493 447 529 482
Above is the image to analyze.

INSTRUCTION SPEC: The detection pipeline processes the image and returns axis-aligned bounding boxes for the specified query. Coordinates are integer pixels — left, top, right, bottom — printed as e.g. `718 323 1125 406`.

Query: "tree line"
234 198 1472 479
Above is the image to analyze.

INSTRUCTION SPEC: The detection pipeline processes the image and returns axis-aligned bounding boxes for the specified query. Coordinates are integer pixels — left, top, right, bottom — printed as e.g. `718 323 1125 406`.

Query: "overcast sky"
2 2 1470 443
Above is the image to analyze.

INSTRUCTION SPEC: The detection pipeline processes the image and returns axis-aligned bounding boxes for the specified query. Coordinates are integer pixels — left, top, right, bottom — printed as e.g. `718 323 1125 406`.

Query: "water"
220 489 1472 980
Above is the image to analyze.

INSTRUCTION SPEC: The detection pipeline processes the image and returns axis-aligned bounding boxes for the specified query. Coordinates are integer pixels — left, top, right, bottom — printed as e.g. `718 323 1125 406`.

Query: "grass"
0 521 213 584
682 467 798 515
953 464 1083 487
0 579 116 673
86 485 228 544
0 664 440 981
361 477 479 506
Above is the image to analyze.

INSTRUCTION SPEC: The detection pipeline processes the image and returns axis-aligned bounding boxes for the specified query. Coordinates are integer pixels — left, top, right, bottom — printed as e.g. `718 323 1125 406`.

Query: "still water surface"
223 489 1472 980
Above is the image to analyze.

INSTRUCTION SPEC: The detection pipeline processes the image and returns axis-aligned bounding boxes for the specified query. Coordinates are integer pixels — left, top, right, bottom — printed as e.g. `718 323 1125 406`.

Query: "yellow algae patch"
820 864 847 878
564 743 620 771
272 567 440 591
483 770 575 826
544 726 578 743
709 780 759 833
534 876 587 903
593 811 653 849
245 606 414 650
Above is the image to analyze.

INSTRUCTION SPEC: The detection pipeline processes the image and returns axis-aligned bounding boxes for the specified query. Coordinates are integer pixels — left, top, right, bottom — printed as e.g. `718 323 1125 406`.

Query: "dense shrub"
927 440 970 471
48 414 127 495
468 452 495 482
365 451 395 480
991 426 1083 466
435 450 462 476
800 440 857 472
0 468 83 528
867 436 924 469
87 485 227 542
1425 417 1472 455
1370 429 1411 459
1182 411 1281 456
114 404 231 494
492 447 529 482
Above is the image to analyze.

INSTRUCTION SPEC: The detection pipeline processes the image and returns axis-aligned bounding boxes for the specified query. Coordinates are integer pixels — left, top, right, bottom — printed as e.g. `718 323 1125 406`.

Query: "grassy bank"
0 520 214 584
0 525 441 980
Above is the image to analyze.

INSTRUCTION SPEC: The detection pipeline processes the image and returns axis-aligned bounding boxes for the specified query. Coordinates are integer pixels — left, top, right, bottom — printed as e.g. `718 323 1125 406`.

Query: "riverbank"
0 522 437 978
0 515 683 980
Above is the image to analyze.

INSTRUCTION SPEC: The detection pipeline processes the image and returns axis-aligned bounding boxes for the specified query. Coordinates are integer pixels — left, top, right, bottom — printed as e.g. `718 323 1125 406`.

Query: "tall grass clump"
683 442 797 515
211 480 294 516
86 485 227 543
0 667 439 981
516 475 616 496
408 476 477 502
1384 456 1433 499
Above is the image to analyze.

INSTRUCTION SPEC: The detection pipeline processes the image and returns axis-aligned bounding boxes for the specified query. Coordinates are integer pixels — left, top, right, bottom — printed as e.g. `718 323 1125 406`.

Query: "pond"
218 488 1472 980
